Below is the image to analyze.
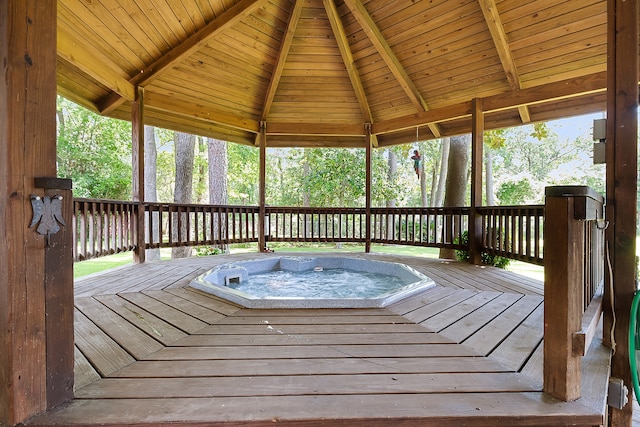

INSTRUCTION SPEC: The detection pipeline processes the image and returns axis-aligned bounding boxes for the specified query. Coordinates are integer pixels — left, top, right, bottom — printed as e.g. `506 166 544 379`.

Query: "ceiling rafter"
322 0 379 147
58 28 136 102
98 0 269 114
341 0 442 139
255 0 305 145
478 0 531 124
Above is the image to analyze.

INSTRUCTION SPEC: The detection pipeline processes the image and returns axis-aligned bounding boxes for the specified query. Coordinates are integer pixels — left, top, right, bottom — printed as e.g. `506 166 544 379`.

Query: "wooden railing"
478 206 544 265
145 202 259 249
73 198 139 261
73 200 551 260
370 207 469 249
543 186 606 401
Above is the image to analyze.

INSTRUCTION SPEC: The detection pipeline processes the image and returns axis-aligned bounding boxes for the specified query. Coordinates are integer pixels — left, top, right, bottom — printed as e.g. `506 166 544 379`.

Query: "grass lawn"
73 243 544 281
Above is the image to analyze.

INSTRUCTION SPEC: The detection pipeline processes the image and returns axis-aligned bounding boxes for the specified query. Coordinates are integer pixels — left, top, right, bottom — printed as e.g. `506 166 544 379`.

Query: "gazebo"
1 0 638 426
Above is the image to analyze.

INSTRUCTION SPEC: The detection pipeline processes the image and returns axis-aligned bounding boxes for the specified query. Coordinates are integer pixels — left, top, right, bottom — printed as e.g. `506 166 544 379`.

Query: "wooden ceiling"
57 0 608 147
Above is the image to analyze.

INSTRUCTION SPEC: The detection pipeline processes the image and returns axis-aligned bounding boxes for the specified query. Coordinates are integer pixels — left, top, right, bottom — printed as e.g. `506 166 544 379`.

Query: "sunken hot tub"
189 256 435 309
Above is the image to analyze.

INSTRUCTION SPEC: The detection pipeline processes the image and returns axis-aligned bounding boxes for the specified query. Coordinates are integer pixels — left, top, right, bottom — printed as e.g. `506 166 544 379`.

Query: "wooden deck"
26 253 610 427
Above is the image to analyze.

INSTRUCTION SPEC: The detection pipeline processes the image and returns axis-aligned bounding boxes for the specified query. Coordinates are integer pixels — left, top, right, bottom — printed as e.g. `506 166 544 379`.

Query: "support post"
605 0 638 424
131 86 146 263
543 186 586 401
469 98 484 264
0 1 68 424
365 123 372 253
258 122 267 252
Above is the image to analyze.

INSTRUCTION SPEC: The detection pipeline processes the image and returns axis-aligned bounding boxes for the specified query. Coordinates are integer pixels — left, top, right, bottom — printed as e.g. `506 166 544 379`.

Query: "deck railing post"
543 186 604 401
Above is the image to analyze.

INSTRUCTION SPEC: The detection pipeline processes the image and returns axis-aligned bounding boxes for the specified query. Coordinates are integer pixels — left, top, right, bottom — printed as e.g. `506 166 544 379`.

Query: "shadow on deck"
26 253 610 427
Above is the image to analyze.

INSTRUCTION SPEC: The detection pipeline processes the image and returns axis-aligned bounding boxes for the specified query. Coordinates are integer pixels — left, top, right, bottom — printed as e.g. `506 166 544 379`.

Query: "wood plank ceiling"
57 0 608 147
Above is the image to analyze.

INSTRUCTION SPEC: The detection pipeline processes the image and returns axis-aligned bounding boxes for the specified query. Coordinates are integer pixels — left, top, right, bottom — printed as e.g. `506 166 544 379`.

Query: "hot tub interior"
189 256 435 309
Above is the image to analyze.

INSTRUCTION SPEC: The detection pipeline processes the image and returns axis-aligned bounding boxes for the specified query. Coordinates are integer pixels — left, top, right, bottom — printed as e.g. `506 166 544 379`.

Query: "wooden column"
469 98 484 264
131 86 146 263
605 0 638 424
0 1 69 424
543 187 587 401
365 123 372 253
258 122 267 252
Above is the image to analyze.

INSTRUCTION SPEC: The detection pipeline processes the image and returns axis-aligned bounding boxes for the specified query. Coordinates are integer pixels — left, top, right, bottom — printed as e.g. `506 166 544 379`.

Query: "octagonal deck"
26 253 609 427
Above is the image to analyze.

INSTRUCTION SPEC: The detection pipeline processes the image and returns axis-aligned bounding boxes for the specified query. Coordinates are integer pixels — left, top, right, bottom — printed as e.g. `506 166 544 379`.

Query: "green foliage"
56 97 132 199
455 231 511 269
496 179 534 205
227 143 259 204
195 246 224 257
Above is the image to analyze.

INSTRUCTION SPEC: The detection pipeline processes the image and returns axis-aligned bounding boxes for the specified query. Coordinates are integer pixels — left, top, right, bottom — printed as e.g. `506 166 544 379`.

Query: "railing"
478 206 544 265
72 200 551 260
542 186 606 401
73 198 139 261
370 207 469 249
145 202 259 248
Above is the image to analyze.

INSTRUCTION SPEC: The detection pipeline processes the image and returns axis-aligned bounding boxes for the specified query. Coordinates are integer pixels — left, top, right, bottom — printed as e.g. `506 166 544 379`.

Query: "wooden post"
258 122 267 252
605 0 638 424
0 1 68 424
36 178 74 409
131 86 146 263
543 187 585 401
365 123 372 253
469 98 484 264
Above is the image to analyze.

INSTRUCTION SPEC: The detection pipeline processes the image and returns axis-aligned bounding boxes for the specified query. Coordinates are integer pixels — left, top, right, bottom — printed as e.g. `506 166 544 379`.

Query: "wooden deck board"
26 253 609 427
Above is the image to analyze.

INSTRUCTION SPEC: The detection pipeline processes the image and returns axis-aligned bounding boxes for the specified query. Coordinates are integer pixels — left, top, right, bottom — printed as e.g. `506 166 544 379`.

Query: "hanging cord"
606 240 616 354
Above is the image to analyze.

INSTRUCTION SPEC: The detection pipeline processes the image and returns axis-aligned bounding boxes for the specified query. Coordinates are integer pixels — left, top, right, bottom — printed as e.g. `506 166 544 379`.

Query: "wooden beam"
323 0 372 123
469 98 483 265
98 0 269 114
478 0 534 125
267 122 365 136
365 123 372 253
131 87 146 264
258 122 267 252
57 28 136 102
372 72 607 136
0 0 60 424
261 0 304 121
144 91 260 134
342 0 442 138
605 0 638 424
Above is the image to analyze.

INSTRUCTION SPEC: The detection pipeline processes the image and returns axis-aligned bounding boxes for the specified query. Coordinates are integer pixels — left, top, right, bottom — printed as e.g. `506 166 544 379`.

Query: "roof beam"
98 0 269 114
478 0 531 123
323 0 379 147
260 0 304 123
372 71 607 135
342 0 442 138
57 28 136 102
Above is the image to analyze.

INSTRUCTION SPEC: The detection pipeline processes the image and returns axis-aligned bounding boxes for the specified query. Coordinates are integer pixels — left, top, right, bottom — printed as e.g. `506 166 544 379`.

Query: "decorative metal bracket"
30 194 66 238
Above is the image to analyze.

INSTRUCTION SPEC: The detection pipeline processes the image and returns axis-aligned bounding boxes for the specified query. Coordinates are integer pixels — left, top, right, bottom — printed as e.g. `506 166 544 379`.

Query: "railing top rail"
74 198 139 206
477 205 544 211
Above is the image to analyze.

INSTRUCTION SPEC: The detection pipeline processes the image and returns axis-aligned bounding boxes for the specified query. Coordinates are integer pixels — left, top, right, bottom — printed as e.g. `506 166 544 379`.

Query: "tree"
172 131 196 258
56 96 132 199
208 138 229 252
439 134 471 259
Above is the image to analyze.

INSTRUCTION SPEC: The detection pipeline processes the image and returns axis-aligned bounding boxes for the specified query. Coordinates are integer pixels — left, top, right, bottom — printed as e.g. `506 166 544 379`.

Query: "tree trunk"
439 134 470 259
485 149 495 206
433 137 450 207
208 138 229 253
386 149 397 240
144 125 161 261
172 131 195 258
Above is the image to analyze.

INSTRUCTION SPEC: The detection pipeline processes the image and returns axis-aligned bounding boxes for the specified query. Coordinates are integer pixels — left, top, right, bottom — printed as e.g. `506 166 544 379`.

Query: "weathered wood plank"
75 372 538 399
94 294 188 345
25 393 605 426
419 291 502 332
73 309 135 377
108 356 511 378
142 290 227 324
74 297 164 359
117 292 209 334
73 346 101 391
146 343 478 360
175 331 452 347
165 287 242 316
197 322 430 335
